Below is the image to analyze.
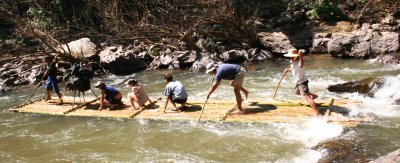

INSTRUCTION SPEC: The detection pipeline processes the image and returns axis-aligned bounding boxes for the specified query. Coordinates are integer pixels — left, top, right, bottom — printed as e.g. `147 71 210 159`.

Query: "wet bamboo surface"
10 96 368 127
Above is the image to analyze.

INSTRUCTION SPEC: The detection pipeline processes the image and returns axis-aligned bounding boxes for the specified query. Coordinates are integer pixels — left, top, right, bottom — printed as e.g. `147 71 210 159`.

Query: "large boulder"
371 148 400 163
258 32 295 54
60 38 98 59
318 29 399 58
250 50 273 62
98 46 147 75
220 50 245 63
190 52 215 72
174 51 199 69
327 77 384 94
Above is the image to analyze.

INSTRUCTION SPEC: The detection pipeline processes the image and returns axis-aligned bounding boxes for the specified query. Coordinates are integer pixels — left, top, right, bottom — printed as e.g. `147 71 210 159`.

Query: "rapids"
1 55 399 162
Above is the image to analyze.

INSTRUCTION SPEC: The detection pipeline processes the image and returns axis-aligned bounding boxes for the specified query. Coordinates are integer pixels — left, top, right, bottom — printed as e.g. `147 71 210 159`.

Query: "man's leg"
304 94 319 116
234 86 243 112
46 90 52 100
233 73 249 100
239 86 249 100
128 93 138 110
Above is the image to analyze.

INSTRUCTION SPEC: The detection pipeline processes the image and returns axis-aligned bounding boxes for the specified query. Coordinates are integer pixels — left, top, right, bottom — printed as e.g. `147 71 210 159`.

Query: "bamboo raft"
8 96 371 127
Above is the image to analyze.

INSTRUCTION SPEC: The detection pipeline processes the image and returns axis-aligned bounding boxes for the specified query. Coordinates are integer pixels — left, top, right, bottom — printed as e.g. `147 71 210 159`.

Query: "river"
1 55 399 162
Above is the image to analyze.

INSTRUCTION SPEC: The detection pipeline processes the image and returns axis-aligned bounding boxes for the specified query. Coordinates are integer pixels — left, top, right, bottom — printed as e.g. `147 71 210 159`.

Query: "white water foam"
281 118 343 148
343 75 400 117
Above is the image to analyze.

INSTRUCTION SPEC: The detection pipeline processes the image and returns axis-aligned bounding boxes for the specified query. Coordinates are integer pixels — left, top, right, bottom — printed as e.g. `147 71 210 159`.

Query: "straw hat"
205 63 217 73
95 81 105 88
284 49 299 58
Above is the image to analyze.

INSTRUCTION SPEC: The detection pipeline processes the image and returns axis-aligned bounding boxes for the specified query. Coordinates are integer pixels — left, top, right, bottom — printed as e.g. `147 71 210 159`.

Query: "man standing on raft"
205 63 249 115
284 49 320 116
43 55 63 105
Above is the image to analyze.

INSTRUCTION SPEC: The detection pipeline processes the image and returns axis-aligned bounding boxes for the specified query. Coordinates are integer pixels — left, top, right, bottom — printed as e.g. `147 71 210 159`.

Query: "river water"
1 55 400 162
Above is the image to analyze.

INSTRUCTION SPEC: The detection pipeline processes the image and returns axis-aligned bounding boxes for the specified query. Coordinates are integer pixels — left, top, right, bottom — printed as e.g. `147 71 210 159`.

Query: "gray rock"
375 54 400 64
325 30 399 58
393 99 400 105
327 77 384 94
175 51 199 69
250 50 273 62
99 46 147 74
160 55 173 66
14 78 30 86
381 15 397 25
220 50 245 63
3 76 17 86
361 23 371 31
258 32 295 54
2 63 12 69
60 38 98 59
311 37 330 53
371 148 400 163
190 55 214 72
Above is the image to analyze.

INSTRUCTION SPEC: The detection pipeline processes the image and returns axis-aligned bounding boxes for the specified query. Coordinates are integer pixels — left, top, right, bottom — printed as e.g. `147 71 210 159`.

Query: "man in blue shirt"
43 55 63 105
163 73 188 112
95 81 123 111
205 63 249 114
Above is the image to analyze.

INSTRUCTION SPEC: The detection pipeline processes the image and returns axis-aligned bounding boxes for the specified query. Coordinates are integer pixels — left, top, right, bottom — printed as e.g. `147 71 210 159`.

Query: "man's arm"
299 50 304 68
163 96 170 113
98 90 105 110
207 80 221 99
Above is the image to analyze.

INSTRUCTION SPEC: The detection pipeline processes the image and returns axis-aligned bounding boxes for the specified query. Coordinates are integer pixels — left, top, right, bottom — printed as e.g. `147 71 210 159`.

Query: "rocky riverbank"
1 1 399 94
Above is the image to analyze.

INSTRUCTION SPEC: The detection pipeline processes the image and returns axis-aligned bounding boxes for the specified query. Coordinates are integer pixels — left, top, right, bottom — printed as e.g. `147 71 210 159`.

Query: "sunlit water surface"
1 55 400 162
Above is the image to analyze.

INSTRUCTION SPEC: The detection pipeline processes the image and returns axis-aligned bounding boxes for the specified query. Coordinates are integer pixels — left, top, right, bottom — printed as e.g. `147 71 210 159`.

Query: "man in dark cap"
43 55 63 105
95 81 123 110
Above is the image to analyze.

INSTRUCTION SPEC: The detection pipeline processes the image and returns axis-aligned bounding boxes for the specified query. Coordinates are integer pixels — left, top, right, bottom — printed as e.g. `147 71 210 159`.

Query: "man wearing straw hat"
205 63 249 115
284 49 320 116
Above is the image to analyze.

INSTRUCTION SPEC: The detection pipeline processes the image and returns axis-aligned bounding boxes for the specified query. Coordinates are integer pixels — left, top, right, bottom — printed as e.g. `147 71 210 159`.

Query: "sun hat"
95 81 105 88
284 49 299 58
205 63 217 73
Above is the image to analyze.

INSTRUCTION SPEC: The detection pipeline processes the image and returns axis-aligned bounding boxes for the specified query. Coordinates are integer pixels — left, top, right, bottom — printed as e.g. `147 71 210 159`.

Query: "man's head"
95 81 106 89
205 63 217 75
126 79 138 86
164 73 173 83
44 55 52 63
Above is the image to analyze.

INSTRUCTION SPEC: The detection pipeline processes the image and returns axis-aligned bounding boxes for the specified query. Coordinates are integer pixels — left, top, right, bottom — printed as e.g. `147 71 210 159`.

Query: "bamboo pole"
197 75 215 123
272 55 300 100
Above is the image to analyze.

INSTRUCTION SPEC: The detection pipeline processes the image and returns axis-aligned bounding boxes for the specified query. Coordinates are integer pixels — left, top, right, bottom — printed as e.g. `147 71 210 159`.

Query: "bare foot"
232 110 245 115
57 101 63 105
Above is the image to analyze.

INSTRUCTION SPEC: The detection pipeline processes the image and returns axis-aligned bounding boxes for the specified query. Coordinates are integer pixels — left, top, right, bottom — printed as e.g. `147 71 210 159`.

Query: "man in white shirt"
284 49 319 116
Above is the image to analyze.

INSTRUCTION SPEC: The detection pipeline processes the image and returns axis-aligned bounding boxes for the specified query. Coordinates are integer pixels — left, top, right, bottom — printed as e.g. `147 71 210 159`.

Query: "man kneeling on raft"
126 79 154 110
163 73 188 112
95 81 123 111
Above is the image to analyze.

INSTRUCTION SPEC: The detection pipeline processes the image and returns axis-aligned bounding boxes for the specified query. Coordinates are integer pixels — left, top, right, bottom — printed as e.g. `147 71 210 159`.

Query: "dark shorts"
105 95 122 104
45 77 60 94
172 98 187 104
295 80 310 95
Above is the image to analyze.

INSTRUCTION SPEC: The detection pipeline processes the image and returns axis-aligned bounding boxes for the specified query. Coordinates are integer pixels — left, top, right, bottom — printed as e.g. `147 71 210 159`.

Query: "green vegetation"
306 0 345 21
